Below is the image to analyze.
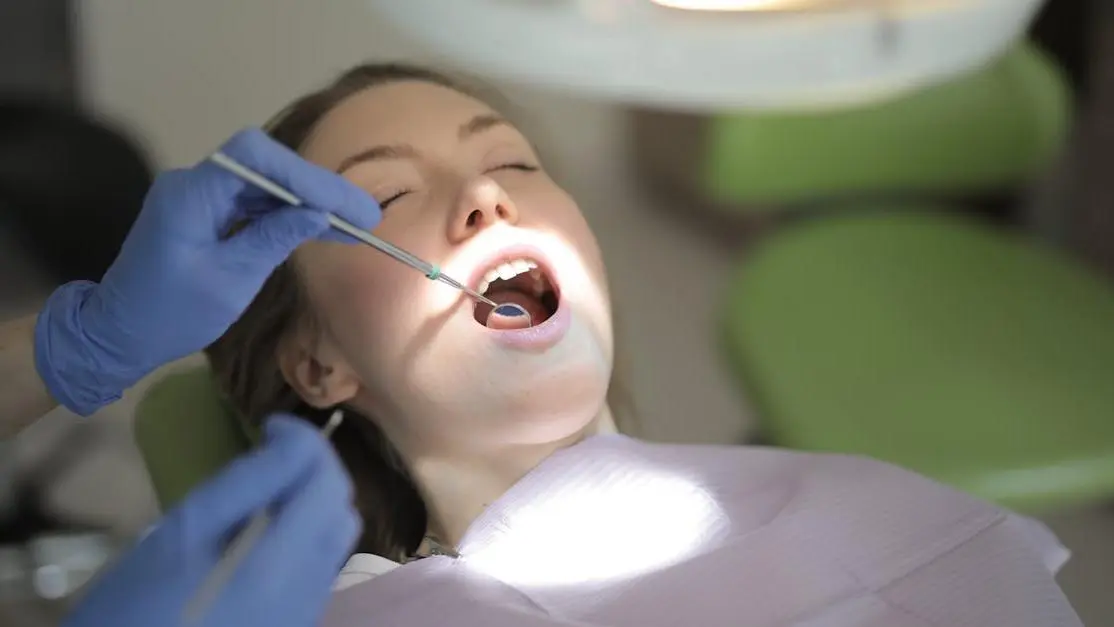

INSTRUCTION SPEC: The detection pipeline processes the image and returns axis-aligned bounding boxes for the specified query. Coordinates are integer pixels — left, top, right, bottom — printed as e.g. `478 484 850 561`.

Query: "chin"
395 296 610 429
490 319 611 429
494 405 602 445
417 308 612 444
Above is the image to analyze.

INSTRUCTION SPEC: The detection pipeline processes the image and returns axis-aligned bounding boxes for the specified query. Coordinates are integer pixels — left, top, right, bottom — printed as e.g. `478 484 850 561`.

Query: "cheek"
571 219 608 295
302 248 420 350
523 188 614 359
542 192 610 298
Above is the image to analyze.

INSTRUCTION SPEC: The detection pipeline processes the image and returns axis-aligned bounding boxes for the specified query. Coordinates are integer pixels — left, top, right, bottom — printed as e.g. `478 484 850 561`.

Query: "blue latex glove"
34 128 381 415
64 415 360 627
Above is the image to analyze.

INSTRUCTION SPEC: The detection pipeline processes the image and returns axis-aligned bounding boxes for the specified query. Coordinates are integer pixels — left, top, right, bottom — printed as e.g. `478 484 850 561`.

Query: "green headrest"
722 210 1114 511
134 365 251 511
698 42 1072 207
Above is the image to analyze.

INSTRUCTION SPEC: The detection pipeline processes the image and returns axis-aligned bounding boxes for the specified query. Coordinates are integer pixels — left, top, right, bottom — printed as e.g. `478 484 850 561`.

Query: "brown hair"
205 62 635 562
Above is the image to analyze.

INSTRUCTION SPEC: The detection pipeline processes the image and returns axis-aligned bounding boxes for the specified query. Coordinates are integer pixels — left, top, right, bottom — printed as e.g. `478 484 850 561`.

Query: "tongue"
478 289 549 329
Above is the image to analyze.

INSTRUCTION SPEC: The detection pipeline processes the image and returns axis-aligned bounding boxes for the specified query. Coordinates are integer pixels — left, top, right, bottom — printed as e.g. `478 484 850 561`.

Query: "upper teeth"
478 258 539 295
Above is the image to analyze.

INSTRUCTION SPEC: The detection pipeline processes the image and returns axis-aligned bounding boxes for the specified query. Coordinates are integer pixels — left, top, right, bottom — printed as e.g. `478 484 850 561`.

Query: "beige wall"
77 0 423 167
74 1 627 185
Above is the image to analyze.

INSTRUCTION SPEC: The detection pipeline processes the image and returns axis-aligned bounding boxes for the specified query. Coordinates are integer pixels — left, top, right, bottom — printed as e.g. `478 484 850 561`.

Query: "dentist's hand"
34 128 380 415
64 415 361 627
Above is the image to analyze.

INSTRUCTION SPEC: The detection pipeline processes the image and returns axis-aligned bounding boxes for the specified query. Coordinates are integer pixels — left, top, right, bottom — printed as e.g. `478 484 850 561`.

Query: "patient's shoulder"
618 437 998 524
334 553 401 591
776 452 1015 585
607 436 987 511
616 439 1014 581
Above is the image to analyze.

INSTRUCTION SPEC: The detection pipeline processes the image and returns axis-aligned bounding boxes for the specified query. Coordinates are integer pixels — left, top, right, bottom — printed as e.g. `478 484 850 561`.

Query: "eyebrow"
335 113 513 174
459 113 509 139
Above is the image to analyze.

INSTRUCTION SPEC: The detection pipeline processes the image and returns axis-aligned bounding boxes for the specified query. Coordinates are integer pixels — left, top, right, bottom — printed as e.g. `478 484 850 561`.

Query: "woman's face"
284 80 613 454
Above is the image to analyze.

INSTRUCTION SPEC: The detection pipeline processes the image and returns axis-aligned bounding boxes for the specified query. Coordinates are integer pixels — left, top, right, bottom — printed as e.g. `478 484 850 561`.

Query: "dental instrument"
184 410 345 624
209 151 530 324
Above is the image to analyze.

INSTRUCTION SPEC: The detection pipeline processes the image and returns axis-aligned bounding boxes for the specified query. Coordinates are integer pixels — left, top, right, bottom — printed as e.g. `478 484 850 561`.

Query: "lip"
466 243 570 351
483 293 571 350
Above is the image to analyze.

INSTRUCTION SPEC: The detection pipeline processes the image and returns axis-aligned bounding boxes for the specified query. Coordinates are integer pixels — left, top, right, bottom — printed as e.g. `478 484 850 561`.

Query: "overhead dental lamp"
369 0 1046 111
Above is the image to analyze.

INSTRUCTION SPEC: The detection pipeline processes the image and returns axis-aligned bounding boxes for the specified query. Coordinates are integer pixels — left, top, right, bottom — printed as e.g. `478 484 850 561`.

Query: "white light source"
369 0 1046 112
650 0 804 10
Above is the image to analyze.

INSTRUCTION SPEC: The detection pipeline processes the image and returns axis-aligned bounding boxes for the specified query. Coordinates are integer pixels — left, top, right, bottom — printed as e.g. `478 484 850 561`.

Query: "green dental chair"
724 211 1114 512
134 366 251 510
635 43 1069 212
635 41 1114 513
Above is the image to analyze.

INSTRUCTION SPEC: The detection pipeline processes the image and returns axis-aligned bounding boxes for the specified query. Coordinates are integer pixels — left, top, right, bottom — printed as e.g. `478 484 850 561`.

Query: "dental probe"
185 410 345 624
209 151 498 308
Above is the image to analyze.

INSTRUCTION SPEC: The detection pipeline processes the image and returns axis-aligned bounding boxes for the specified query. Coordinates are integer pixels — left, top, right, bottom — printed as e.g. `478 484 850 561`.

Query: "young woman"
205 63 1082 626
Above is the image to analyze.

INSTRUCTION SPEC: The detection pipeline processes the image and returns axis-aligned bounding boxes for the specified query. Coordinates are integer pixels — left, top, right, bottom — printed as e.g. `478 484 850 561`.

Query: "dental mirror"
485 303 534 329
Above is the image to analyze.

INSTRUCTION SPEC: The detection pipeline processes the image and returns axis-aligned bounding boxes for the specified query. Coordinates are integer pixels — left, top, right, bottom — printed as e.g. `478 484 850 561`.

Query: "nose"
447 176 520 243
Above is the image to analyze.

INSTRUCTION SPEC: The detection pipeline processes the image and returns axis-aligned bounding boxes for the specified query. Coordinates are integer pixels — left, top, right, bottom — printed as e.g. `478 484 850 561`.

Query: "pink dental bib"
325 435 1079 627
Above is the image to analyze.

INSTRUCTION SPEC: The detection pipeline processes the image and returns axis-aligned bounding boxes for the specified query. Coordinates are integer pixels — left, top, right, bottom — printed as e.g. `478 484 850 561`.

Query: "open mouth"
473 257 561 328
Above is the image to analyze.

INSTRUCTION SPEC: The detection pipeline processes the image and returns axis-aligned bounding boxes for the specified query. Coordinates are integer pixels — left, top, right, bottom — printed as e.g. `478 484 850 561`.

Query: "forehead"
301 80 499 169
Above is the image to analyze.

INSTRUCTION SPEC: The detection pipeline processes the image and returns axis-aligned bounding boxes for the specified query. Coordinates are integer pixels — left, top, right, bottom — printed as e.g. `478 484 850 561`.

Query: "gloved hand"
64 415 360 627
34 128 381 415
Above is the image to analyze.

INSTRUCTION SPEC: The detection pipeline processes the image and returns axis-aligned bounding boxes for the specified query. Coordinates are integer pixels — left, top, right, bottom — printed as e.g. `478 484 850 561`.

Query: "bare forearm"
0 313 58 437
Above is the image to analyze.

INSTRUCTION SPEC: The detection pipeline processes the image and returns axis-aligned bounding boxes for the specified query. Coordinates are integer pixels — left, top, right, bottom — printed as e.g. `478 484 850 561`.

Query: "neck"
407 405 616 548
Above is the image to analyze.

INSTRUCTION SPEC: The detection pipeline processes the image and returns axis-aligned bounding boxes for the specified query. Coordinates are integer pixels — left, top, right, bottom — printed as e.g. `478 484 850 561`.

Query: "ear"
277 327 361 409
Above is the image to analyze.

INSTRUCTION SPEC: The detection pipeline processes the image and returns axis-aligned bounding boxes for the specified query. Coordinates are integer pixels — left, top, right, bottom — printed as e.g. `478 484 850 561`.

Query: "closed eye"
489 162 539 173
379 189 411 209
378 164 535 209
